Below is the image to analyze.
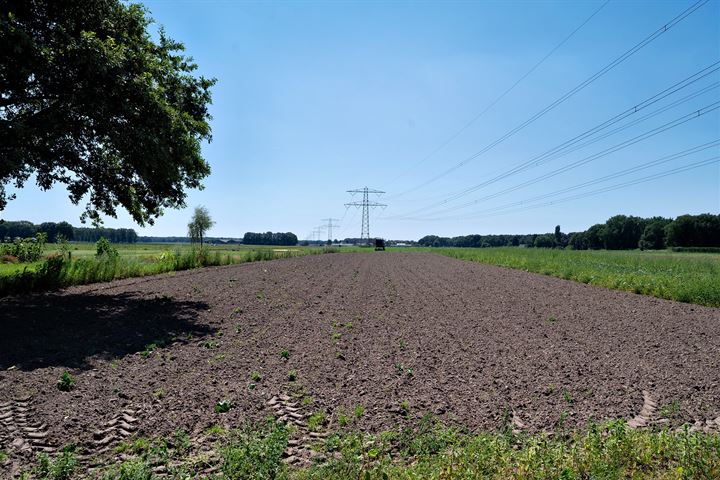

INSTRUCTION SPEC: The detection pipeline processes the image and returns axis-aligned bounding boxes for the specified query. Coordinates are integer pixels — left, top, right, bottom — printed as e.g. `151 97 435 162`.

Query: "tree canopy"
0 0 215 225
188 205 214 246
242 232 298 246
417 213 720 250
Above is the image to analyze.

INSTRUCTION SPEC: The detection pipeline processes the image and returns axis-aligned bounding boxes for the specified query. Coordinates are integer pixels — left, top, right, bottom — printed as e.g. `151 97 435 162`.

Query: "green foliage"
666 213 720 247
534 234 555 249
436 247 720 307
0 232 46 262
659 401 681 419
100 458 153 480
603 215 647 250
671 246 720 253
280 349 290 360
243 231 299 246
420 214 720 251
287 369 298 381
57 371 75 392
250 371 262 382
308 411 326 431
354 405 365 419
221 419 289 480
188 206 215 246
0 1 215 225
95 237 119 258
140 338 169 358
21 419 720 479
215 400 233 414
639 217 672 250
206 424 227 436
173 429 191 456
0 244 332 297
294 420 720 480
34 450 76 480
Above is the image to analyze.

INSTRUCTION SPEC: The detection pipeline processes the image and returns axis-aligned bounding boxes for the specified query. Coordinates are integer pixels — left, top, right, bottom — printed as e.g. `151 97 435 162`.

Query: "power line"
437 64 720 205
345 187 387 242
335 206 359 241
382 0 610 191
393 101 720 219
404 140 720 221
392 0 710 198
450 157 720 221
390 64 720 218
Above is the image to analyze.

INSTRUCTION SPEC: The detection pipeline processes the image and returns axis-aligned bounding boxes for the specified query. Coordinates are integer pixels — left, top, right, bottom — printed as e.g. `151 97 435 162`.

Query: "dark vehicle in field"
374 238 386 251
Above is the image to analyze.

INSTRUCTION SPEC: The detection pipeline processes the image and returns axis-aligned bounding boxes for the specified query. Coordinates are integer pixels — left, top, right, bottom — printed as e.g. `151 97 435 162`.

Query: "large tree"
188 205 213 247
0 0 215 225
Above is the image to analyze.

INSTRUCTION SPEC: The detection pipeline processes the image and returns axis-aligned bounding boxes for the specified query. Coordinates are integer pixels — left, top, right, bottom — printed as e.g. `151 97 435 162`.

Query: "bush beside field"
0 245 336 297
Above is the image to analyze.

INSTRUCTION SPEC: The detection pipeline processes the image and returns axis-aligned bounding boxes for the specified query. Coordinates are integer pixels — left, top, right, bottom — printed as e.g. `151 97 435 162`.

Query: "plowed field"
1 252 719 471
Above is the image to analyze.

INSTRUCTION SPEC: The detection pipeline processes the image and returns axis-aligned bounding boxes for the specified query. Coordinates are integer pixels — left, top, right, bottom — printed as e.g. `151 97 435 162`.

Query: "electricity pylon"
345 187 386 242
312 228 324 243
321 218 340 243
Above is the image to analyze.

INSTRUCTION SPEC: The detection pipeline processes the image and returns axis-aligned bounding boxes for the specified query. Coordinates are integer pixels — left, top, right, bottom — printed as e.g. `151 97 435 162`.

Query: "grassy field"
431 247 720 308
0 242 365 296
14 419 720 479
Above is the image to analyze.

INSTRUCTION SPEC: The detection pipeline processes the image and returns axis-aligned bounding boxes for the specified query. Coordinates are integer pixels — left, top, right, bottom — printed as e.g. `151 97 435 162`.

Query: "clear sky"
4 0 719 240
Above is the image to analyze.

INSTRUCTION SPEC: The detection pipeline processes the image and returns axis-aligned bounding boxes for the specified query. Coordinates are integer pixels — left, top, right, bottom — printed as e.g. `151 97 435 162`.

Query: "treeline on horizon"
0 220 138 243
0 221 300 246
418 213 720 250
141 232 299 245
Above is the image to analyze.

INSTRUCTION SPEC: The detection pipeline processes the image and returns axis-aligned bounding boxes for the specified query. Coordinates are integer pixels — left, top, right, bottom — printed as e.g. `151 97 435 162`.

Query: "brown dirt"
1 252 719 470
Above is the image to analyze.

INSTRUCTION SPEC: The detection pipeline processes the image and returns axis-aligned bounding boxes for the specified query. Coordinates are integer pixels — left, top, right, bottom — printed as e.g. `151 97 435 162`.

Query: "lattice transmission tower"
321 218 340 243
345 187 386 242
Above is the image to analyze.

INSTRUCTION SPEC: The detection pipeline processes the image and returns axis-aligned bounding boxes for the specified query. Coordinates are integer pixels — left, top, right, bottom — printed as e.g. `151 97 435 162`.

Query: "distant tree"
585 224 605 249
554 225 562 247
665 214 720 247
602 215 646 250
533 234 555 248
188 206 214 247
638 217 672 250
55 221 74 241
567 232 588 250
0 1 215 225
553 225 568 248
38 222 58 242
417 235 440 247
242 231 297 246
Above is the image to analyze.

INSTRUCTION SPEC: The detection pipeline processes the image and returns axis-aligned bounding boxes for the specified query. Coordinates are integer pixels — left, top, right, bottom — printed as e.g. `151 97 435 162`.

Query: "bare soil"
1 252 719 471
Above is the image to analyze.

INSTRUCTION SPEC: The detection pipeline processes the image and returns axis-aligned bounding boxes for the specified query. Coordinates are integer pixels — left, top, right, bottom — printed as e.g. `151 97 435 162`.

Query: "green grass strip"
430 247 720 308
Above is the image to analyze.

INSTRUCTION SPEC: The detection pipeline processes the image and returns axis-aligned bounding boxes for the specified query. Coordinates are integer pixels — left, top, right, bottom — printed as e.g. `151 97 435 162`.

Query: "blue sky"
4 0 719 240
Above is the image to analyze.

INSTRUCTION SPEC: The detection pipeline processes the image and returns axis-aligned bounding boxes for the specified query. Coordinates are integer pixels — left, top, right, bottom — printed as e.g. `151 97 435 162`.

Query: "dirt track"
1 252 719 468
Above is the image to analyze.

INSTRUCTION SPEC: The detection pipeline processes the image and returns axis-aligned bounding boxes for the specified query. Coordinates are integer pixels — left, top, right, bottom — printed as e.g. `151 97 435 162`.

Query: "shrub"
57 371 76 392
0 232 47 262
95 237 119 258
221 419 288 479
